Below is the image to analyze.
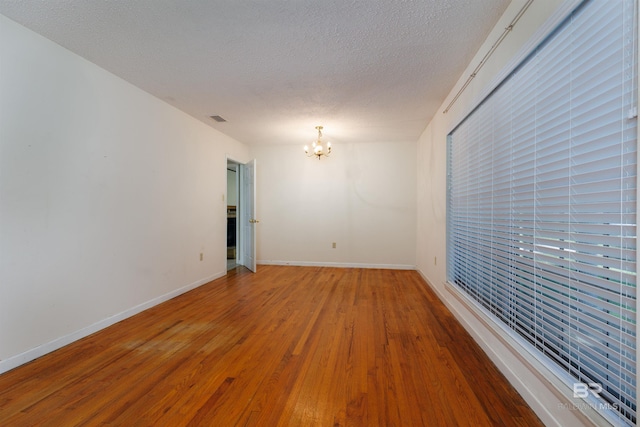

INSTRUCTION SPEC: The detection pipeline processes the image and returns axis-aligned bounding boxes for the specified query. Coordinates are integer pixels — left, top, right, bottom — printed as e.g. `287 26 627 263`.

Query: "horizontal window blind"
447 0 637 424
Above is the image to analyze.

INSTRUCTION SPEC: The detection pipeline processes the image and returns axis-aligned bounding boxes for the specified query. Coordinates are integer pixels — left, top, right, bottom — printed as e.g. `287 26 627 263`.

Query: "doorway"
226 158 257 272
226 161 239 270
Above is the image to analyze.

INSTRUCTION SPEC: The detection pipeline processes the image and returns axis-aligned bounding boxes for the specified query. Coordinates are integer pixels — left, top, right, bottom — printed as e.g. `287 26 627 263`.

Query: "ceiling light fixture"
304 126 331 160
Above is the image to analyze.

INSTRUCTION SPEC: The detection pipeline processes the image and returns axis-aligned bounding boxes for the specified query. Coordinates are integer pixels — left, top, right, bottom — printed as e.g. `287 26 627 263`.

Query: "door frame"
226 158 240 268
226 156 257 273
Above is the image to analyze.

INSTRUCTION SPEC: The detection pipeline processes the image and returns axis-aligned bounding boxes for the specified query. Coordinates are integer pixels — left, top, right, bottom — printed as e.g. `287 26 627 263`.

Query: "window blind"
447 0 637 424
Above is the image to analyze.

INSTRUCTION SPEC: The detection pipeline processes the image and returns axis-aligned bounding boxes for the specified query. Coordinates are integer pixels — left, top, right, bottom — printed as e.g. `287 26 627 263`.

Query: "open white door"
240 159 257 272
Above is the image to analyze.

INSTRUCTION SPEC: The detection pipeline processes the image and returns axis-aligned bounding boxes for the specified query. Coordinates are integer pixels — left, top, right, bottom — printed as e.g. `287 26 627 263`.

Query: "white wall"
0 15 250 372
416 1 606 426
252 141 416 269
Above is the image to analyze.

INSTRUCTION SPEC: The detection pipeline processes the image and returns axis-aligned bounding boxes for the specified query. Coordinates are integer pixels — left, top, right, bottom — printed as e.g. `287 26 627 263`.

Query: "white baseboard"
258 260 416 270
0 271 225 375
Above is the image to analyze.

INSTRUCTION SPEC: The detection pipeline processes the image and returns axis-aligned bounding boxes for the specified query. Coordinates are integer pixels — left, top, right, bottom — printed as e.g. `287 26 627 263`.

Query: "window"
447 0 637 424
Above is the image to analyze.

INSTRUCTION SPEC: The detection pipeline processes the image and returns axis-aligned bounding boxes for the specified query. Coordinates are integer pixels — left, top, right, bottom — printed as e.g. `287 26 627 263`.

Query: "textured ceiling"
0 0 510 146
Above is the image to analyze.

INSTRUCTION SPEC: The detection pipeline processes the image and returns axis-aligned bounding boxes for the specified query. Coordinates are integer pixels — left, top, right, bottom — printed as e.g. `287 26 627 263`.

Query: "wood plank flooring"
0 266 544 426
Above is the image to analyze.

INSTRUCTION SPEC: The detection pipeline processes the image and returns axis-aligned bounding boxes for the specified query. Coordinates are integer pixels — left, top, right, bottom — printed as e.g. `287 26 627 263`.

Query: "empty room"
0 0 636 426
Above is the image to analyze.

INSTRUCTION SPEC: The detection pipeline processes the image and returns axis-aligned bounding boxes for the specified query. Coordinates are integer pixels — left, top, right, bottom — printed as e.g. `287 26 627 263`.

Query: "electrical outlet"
200 253 204 261
332 242 336 249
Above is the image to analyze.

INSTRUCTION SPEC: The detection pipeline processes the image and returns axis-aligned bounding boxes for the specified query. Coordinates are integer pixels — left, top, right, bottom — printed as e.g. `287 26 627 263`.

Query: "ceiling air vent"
210 115 227 122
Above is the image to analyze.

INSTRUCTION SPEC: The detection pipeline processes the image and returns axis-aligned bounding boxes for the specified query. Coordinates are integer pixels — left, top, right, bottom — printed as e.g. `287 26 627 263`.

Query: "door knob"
249 219 260 223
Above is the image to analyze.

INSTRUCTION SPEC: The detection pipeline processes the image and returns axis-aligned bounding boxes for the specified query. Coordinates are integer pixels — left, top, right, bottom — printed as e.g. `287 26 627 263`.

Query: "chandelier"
304 126 331 159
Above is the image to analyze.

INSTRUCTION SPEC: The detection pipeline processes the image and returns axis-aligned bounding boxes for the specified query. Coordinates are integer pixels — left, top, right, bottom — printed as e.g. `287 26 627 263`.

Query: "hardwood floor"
0 266 544 426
